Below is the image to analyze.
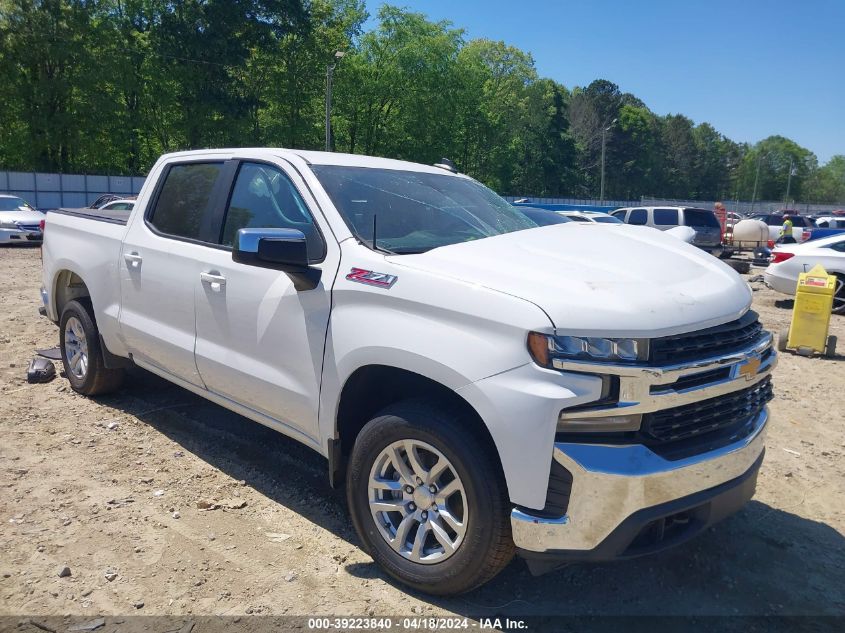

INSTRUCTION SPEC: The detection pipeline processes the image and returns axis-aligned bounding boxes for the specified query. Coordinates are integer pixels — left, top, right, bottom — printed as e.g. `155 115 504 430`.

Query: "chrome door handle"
124 252 143 268
200 271 226 291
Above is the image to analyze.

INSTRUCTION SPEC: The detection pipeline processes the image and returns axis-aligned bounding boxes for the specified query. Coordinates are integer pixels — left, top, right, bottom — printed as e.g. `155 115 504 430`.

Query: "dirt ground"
1 245 844 620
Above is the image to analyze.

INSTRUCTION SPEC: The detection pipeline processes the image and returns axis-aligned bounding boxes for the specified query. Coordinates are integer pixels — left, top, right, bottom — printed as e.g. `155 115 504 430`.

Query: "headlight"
528 332 649 366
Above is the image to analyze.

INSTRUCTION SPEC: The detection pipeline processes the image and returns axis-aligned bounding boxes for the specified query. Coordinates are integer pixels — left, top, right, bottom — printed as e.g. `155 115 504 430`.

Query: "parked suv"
611 206 722 255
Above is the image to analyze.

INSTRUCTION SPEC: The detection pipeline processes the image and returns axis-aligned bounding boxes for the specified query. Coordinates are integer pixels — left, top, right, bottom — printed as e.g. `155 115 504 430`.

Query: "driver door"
193 159 339 441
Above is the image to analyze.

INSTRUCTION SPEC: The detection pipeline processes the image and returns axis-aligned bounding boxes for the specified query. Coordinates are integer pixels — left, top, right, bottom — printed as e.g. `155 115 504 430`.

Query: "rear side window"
629 208 648 225
566 215 590 222
790 216 809 227
653 208 679 225
828 240 845 252
149 163 223 240
684 208 720 228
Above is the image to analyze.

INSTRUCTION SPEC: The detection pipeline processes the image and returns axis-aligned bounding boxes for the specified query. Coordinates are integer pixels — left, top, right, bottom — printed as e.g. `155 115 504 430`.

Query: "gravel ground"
1 245 844 619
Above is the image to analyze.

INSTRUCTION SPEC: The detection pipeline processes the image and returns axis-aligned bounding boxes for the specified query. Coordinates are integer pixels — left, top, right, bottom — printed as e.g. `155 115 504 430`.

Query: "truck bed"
52 207 131 225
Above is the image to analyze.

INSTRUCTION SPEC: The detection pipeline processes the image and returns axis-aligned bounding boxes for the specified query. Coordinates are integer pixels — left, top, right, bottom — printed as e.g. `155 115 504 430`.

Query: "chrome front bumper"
512 332 775 557
513 408 767 554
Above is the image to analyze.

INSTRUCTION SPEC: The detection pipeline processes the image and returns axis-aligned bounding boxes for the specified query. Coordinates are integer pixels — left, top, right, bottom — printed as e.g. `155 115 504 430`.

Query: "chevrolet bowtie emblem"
738 357 761 380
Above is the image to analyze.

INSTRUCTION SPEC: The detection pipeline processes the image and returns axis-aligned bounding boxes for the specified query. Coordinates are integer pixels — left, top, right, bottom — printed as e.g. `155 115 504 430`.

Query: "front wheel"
347 400 514 595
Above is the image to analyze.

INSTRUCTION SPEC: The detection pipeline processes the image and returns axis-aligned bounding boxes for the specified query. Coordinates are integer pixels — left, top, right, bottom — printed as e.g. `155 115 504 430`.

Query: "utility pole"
785 157 795 206
599 118 617 203
325 51 345 152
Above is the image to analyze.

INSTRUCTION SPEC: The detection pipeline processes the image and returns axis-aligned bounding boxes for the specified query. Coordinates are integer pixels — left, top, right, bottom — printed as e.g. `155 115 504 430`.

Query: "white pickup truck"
40 149 776 595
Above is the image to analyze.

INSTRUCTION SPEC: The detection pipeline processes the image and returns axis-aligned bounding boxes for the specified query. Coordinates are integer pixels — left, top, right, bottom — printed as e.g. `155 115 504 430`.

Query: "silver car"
0 195 43 244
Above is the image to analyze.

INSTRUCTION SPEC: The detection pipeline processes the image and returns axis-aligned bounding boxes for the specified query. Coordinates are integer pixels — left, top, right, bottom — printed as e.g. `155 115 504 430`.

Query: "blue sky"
363 0 844 164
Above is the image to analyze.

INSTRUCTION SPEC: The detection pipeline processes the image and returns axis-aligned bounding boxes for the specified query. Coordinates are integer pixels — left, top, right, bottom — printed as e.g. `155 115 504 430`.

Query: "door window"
221 162 324 261
148 163 224 241
653 208 679 225
611 210 627 220
629 208 648 225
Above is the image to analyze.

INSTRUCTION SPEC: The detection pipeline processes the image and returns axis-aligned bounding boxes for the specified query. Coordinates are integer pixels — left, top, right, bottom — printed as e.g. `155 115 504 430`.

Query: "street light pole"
751 152 763 213
325 51 345 152
599 118 616 203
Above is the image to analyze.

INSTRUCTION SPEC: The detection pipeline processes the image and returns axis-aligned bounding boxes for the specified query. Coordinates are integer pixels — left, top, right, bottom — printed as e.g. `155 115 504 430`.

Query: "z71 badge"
346 268 398 289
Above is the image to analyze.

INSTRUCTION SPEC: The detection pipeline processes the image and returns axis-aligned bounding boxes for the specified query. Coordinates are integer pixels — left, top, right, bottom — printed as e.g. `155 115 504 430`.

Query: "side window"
611 209 627 220
149 162 223 241
653 208 679 225
828 240 845 253
629 208 648 225
221 162 324 261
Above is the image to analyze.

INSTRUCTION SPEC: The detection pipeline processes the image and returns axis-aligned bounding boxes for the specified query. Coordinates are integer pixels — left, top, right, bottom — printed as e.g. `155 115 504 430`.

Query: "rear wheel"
59 299 124 395
347 400 514 595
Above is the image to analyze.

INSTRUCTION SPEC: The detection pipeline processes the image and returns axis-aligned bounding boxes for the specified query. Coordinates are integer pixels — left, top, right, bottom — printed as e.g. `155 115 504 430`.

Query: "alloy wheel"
368 439 467 564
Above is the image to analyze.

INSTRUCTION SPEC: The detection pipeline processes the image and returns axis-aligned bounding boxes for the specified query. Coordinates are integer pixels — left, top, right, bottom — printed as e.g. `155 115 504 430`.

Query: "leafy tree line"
1 0 843 204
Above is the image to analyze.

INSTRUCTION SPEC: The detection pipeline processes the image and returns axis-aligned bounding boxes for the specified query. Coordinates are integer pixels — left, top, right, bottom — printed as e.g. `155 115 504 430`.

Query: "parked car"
0 194 43 244
557 210 623 224
89 194 136 209
746 213 811 243
763 234 845 314
99 199 135 211
611 206 722 255
41 148 775 594
517 207 572 226
814 216 845 229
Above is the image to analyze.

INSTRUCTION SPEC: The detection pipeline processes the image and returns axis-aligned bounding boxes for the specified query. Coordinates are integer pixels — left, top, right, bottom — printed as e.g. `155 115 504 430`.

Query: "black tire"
59 299 124 395
347 399 514 595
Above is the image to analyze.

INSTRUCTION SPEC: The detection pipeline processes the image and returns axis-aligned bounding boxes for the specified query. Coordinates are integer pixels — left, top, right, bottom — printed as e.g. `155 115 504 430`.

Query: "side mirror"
233 228 320 290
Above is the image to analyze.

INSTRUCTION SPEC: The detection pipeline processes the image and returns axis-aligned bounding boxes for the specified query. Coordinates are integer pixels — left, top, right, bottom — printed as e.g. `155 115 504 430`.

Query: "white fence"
0 171 146 209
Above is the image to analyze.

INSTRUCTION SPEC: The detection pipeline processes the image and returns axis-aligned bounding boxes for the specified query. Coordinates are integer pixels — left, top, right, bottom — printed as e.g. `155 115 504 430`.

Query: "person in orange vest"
714 202 727 240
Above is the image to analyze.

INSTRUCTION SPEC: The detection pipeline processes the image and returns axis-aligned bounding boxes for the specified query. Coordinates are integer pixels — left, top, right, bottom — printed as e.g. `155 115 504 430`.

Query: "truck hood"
391 224 751 337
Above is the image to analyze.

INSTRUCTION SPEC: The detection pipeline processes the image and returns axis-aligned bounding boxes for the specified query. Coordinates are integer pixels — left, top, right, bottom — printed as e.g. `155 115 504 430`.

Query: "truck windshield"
311 165 537 253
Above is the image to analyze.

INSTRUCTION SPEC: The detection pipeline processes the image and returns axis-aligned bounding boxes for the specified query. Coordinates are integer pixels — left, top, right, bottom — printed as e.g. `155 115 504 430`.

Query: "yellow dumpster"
778 264 838 357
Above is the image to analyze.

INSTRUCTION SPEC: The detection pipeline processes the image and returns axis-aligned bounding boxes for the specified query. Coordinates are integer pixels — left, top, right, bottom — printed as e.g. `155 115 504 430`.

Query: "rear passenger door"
119 160 234 387
192 159 340 440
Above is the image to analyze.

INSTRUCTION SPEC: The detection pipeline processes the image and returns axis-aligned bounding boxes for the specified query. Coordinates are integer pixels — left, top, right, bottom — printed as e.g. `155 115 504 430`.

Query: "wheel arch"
331 364 504 490
52 269 92 319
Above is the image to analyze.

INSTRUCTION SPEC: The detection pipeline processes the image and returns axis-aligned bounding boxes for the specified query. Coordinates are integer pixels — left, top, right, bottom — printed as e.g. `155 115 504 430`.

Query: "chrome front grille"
649 311 763 365
642 376 773 443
